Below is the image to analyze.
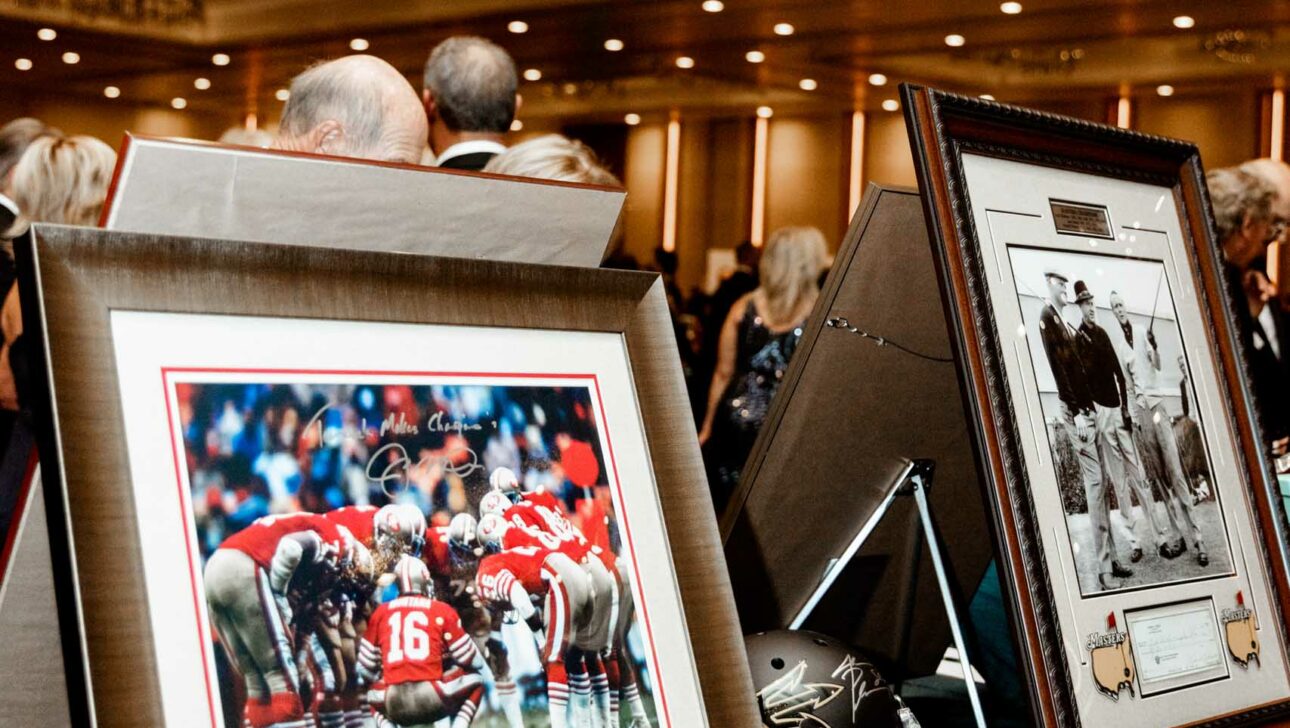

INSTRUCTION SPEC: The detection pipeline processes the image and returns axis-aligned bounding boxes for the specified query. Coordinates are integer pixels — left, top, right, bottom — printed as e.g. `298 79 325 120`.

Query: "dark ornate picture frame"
901 83 1290 726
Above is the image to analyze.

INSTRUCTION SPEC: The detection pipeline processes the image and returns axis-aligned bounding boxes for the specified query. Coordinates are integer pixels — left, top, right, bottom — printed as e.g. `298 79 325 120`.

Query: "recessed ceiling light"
1000 2 1022 14
36 28 56 41
756 106 774 118
745 50 765 63
194 77 211 90
945 34 966 47
523 68 542 81
61 51 80 64
980 93 996 100
508 20 529 33
774 22 795 36
212 53 230 66
275 88 290 101
14 58 32 71
702 0 724 12
625 113 642 125
868 73 888 86
510 119 524 132
103 85 120 99
799 78 817 91
1156 84 1175 96
171 97 187 110
604 38 624 52
349 38 370 51
882 99 900 111
1172 15 1195 29
676 56 695 69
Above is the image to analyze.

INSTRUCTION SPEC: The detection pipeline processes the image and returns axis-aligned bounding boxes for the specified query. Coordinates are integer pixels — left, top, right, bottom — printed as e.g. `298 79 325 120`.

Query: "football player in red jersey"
474 523 597 728
321 503 425 727
205 512 358 728
358 556 485 728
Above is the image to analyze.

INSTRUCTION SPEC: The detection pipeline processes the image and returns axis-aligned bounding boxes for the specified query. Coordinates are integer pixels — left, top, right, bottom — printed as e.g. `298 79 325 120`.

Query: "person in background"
424 36 519 171
273 55 428 165
217 126 273 148
698 226 826 511
1208 166 1290 454
483 133 617 186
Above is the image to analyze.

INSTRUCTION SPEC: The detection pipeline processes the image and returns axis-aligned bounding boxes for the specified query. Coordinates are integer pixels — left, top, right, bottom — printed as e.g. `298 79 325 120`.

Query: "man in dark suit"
1039 271 1132 589
422 37 518 171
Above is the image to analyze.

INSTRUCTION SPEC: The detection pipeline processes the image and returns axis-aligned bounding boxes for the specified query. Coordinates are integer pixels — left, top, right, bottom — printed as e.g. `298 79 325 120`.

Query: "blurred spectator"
703 241 760 367
698 226 827 510
1208 165 1290 452
483 133 618 186
424 36 518 171
274 55 428 165
1 118 57 211
217 126 273 148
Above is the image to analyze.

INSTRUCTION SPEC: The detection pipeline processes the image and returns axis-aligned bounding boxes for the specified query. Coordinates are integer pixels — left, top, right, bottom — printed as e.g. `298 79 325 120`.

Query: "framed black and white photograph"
903 84 1290 726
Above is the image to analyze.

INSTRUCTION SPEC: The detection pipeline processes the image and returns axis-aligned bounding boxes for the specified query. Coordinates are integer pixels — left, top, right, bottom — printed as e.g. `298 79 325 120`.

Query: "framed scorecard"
15 225 758 727
903 84 1290 726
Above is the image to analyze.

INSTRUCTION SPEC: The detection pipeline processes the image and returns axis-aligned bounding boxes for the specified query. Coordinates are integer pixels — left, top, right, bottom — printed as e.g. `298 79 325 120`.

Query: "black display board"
721 184 993 678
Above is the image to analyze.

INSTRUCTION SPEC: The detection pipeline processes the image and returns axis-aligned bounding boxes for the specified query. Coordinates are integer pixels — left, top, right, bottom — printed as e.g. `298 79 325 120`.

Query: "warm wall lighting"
61 51 80 64
881 99 899 111
751 114 769 246
980 93 996 100
510 119 523 131
36 28 56 41
625 113 641 125
275 88 290 101
702 0 724 11
171 97 188 110
212 53 230 66
848 111 866 217
14 58 32 71
756 105 774 118
662 113 681 252
676 56 695 69
799 78 817 91
194 77 211 90
523 68 542 81
604 38 624 51
945 34 966 47
868 73 888 86
745 50 765 63
349 38 370 51
1156 84 1174 97
774 22 795 36
1271 89 1285 162
508 20 529 33
1116 95 1132 128
1000 2 1022 14
103 85 120 99
1172 15 1195 29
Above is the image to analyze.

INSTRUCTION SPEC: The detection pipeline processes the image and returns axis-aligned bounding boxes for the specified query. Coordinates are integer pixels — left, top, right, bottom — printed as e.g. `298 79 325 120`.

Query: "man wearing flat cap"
1039 271 1133 589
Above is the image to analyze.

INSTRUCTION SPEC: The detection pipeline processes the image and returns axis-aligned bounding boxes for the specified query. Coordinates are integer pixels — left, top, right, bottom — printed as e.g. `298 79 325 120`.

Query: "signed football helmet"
374 504 427 558
476 513 508 552
478 490 511 518
745 630 911 728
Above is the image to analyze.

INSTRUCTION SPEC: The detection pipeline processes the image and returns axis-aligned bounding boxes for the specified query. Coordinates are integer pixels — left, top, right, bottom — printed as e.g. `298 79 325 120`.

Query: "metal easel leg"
910 472 988 728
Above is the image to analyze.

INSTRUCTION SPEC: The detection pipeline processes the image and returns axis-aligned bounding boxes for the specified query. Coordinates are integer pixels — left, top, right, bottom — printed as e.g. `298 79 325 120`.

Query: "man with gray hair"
274 55 428 165
423 36 519 171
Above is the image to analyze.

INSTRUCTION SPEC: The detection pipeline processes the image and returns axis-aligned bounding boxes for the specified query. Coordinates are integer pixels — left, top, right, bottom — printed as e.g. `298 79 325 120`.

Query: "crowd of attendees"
0 33 1287 525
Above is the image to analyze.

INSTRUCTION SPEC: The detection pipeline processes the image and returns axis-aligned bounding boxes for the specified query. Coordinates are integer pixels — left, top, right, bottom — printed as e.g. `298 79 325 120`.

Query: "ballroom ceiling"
1 0 1289 126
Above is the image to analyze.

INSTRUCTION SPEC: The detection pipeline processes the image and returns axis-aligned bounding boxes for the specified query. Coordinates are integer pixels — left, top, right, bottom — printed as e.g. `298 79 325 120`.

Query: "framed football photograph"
15 224 758 727
902 85 1290 726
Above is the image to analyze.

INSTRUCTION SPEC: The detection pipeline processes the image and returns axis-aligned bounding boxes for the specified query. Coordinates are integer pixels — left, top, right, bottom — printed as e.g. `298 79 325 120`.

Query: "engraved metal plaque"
1050 199 1114 239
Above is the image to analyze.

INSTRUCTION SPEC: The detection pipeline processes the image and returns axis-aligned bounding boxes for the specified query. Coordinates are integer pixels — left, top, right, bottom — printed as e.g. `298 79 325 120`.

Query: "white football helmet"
393 554 433 597
447 512 478 550
374 504 428 557
478 490 512 518
489 467 521 502
477 513 508 552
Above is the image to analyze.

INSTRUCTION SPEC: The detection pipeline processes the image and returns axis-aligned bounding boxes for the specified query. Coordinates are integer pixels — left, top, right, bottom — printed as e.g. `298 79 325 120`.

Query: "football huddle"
204 466 654 728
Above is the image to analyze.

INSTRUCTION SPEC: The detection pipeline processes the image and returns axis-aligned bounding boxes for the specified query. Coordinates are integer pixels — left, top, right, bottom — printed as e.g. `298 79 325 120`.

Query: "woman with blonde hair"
6 133 116 228
698 225 827 508
483 133 620 187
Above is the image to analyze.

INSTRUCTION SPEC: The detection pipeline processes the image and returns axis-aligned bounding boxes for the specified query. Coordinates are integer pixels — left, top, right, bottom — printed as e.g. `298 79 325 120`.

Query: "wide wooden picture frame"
16 224 757 727
902 84 1290 726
